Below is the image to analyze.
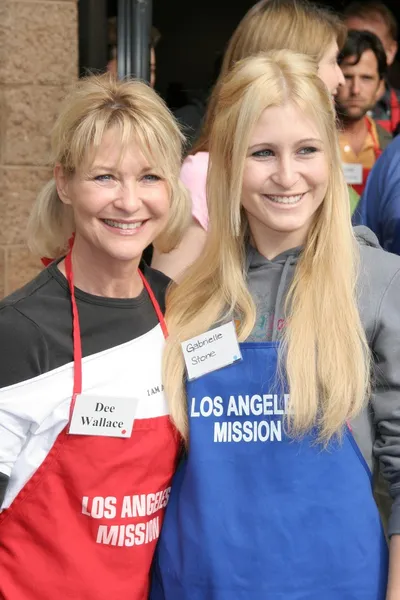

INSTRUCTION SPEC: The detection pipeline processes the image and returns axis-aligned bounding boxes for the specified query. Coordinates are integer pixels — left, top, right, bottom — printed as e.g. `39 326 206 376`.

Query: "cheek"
309 161 329 196
242 163 265 197
70 182 117 215
147 186 171 217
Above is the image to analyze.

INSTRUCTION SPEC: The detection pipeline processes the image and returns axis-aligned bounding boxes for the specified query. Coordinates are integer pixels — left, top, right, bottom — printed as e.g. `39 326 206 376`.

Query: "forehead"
250 102 321 143
344 15 389 41
84 127 151 169
341 49 379 74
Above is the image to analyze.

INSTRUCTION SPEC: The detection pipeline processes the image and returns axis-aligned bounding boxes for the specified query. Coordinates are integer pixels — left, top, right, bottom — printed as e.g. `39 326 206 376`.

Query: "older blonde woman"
0 74 188 599
151 52 400 599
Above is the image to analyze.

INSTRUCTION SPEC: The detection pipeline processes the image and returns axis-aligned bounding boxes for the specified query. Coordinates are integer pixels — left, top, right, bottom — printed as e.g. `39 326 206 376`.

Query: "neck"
248 218 306 260
342 116 368 136
59 236 143 299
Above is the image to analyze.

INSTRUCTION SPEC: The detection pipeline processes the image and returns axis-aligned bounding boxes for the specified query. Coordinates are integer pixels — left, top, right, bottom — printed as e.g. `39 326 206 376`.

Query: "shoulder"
180 152 209 187
356 227 400 335
356 226 400 277
0 265 70 386
376 123 393 150
0 303 49 387
180 152 210 230
364 134 400 190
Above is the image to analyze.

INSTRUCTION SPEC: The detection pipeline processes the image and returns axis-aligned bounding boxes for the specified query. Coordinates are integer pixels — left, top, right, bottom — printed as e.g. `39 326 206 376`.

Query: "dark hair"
343 1 398 42
338 29 387 79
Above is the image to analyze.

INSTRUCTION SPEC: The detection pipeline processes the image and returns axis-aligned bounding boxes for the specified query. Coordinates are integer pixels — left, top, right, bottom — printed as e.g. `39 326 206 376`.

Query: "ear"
54 164 72 205
386 40 398 66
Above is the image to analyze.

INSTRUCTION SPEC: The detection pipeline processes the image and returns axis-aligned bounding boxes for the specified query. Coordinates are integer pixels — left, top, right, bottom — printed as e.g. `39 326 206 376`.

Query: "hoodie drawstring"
271 256 292 342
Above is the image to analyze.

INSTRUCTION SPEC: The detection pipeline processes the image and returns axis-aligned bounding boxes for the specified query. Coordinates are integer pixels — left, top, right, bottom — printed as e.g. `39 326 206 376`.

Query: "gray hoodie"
246 226 400 537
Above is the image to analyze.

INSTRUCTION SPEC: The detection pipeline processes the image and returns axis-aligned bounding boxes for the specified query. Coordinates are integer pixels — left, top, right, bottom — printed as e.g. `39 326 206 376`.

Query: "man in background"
107 19 160 89
336 29 392 209
343 1 400 135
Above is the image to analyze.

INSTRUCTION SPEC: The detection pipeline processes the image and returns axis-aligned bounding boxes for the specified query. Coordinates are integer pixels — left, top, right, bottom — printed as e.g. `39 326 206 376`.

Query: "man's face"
344 15 398 65
336 49 381 121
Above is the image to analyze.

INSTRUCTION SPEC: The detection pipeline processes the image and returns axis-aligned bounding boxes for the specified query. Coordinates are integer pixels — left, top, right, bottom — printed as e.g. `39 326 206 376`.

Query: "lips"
265 194 305 205
102 219 144 230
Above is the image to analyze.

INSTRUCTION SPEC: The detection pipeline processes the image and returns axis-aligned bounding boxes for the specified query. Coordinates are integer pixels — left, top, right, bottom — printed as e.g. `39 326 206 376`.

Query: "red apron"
376 88 400 134
0 252 179 599
351 117 382 197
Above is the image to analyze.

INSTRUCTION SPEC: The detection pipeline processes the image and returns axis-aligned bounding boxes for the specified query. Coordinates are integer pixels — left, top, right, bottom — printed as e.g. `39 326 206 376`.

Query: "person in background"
107 19 160 89
0 74 189 599
343 1 400 135
174 54 223 148
151 50 400 600
353 133 400 255
151 0 346 281
336 30 392 212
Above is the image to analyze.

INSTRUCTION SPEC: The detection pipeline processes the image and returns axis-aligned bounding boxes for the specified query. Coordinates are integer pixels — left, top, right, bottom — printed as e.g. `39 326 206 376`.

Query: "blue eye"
251 149 274 158
94 174 114 182
298 147 319 155
143 173 161 182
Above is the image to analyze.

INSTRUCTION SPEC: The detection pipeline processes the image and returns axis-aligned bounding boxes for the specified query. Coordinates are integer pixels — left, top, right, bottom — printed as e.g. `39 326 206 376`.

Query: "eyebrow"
90 163 153 173
249 138 323 150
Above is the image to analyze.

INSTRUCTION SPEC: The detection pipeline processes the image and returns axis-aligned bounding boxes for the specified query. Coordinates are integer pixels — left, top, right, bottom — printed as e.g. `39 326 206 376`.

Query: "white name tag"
342 163 363 185
181 321 242 380
69 395 138 438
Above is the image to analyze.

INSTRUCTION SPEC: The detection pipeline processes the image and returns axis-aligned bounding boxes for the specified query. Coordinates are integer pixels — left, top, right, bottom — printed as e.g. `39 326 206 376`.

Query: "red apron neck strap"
65 251 83 420
138 269 168 339
365 116 381 160
390 88 400 132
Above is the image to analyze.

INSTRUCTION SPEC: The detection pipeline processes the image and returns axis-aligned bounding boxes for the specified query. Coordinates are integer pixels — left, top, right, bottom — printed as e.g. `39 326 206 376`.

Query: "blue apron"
152 342 388 599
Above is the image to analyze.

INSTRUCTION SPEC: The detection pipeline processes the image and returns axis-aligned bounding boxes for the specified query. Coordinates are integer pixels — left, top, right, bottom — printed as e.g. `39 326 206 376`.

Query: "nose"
271 155 300 189
337 64 345 88
114 181 142 213
350 77 360 95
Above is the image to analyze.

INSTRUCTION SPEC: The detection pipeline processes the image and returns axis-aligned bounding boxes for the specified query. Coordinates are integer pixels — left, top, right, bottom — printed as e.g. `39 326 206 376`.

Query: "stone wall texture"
0 0 78 296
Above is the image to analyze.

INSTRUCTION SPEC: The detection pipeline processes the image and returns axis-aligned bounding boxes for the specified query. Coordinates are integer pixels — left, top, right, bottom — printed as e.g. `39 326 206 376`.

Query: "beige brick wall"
0 0 78 297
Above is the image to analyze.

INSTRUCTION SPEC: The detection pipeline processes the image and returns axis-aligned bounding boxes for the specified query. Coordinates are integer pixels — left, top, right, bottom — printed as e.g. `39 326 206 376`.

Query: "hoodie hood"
245 226 383 343
353 225 380 249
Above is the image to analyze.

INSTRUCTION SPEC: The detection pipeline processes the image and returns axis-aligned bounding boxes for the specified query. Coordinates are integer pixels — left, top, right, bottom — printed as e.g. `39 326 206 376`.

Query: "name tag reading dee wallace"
69 395 138 438
182 321 242 380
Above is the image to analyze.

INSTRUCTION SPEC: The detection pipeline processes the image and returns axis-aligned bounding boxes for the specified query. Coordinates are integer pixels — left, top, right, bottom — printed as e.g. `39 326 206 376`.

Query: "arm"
369 268 400 595
0 306 48 507
387 536 400 599
151 218 207 281
152 152 209 280
353 139 400 255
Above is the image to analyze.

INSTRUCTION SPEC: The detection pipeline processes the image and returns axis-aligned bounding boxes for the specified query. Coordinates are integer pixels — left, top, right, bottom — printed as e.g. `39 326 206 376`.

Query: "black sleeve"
0 306 49 387
142 265 171 314
0 472 10 507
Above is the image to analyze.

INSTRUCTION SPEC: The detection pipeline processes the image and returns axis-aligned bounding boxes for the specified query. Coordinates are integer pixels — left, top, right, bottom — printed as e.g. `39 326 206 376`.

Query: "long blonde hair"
28 73 189 258
164 51 370 445
195 0 346 152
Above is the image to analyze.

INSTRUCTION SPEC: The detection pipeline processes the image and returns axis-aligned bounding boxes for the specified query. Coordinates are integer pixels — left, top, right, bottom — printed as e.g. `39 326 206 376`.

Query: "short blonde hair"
28 73 189 258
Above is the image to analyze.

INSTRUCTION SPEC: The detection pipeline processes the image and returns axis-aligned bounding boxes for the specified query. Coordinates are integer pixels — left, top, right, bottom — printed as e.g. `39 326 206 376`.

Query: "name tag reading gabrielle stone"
181 321 242 380
69 395 138 438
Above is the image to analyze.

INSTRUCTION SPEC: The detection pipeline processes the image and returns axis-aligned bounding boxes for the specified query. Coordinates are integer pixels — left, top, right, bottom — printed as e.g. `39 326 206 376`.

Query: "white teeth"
267 194 303 205
103 219 142 230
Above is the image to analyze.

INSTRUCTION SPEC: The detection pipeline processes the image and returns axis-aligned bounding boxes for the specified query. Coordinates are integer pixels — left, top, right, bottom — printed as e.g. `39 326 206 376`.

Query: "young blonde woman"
152 0 346 280
151 52 400 599
0 74 189 599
